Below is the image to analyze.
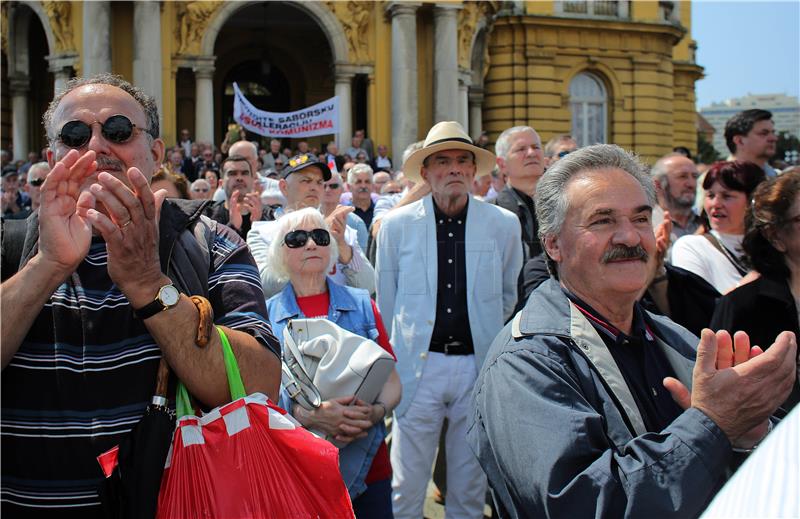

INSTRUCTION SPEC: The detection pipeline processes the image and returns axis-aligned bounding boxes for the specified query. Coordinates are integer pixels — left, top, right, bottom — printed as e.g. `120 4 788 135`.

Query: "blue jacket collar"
270 277 359 323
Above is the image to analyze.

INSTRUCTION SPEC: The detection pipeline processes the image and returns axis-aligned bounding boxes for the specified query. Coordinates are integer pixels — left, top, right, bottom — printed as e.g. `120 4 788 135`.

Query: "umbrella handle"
154 358 170 398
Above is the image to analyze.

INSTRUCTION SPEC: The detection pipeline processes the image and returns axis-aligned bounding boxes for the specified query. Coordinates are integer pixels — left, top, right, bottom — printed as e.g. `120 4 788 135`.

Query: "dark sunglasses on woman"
284 228 331 248
28 178 46 187
58 114 150 149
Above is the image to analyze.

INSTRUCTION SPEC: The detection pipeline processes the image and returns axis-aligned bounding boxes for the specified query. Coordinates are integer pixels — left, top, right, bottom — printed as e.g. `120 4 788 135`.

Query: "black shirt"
430 198 473 351
353 200 375 229
565 290 683 433
204 200 258 239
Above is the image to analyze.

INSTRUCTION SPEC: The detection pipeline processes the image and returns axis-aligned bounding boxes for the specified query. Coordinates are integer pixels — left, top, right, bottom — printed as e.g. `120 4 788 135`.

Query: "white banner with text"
233 82 338 138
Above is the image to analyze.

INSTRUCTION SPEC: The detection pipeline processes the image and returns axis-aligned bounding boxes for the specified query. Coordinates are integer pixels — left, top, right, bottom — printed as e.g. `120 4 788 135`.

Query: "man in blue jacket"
468 144 797 518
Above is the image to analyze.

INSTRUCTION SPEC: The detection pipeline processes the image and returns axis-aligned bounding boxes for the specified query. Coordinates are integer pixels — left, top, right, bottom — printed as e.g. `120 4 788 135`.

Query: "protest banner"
233 82 338 138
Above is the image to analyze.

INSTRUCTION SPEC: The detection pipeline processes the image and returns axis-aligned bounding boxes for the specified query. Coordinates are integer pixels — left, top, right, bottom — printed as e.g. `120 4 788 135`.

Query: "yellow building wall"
373 6 392 151
110 2 133 82
483 14 696 163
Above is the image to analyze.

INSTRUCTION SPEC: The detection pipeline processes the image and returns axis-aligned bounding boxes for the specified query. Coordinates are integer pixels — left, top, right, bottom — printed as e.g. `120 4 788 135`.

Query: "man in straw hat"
376 121 522 518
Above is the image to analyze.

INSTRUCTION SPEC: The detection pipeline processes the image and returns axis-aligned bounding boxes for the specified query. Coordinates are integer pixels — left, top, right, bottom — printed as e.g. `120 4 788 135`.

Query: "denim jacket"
266 278 385 498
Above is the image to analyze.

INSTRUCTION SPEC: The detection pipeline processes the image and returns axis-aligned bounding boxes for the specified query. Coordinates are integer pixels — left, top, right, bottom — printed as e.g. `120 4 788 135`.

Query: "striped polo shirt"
1 222 279 516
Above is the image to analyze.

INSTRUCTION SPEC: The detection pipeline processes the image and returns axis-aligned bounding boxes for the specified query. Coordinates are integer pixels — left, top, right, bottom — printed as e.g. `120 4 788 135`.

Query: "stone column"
469 87 484 140
386 2 420 168
10 76 30 161
82 1 111 76
47 53 78 95
194 62 216 144
133 1 162 120
458 72 471 132
433 5 461 123
334 68 354 149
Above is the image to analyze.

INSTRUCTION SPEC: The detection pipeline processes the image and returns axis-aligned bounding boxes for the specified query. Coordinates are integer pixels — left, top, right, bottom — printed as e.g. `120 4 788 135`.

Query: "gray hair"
43 73 159 147
267 207 339 283
536 144 655 271
495 126 537 160
191 178 210 190
347 163 373 184
27 162 50 181
401 140 424 164
650 152 685 189
544 134 576 158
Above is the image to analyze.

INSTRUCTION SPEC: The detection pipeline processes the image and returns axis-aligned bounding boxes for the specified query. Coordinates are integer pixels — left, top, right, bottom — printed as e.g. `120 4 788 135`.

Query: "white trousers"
391 352 487 519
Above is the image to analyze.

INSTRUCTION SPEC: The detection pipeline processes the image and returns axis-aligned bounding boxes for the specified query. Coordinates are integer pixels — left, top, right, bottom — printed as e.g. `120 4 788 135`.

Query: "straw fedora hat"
402 121 496 182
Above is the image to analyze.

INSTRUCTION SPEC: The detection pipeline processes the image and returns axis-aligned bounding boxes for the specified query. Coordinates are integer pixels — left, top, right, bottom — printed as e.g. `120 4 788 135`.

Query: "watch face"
159 285 180 307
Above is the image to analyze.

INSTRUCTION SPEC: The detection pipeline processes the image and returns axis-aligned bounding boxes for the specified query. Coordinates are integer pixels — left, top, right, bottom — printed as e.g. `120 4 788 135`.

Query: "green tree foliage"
696 133 722 164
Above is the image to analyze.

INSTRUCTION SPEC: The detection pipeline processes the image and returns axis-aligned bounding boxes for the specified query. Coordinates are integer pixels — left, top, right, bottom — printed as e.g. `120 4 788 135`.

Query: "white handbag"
281 318 395 436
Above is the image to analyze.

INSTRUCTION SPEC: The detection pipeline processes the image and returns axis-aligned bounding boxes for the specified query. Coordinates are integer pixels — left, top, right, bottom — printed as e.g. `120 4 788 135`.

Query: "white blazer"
376 194 522 418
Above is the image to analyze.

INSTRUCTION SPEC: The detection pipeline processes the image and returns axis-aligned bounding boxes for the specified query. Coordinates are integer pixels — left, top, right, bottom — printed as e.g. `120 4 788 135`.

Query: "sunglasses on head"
58 114 149 149
284 228 331 248
29 178 45 187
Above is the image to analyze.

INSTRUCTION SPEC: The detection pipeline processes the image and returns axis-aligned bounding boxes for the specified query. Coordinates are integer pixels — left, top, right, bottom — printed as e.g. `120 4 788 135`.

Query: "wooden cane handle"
190 295 214 348
154 357 170 397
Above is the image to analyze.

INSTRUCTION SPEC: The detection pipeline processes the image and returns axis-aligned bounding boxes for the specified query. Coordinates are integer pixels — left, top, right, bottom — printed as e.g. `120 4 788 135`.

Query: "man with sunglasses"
24 162 50 212
247 153 375 299
0 74 281 517
543 134 578 168
190 178 212 200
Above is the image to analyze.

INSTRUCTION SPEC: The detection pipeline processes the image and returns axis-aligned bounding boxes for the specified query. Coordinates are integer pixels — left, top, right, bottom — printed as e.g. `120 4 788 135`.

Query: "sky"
692 0 800 109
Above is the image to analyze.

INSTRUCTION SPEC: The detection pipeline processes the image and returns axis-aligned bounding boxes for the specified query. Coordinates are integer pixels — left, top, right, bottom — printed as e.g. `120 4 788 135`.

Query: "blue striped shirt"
1 221 279 515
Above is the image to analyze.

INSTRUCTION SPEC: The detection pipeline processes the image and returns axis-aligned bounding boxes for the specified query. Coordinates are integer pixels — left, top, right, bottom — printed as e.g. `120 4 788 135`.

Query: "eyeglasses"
283 228 331 248
324 183 341 190
58 115 149 149
28 178 45 187
192 187 209 193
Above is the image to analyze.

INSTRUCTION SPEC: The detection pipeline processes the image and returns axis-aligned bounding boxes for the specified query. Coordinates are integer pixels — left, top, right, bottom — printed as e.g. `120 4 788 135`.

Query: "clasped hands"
663 328 797 450
294 395 382 445
38 149 168 307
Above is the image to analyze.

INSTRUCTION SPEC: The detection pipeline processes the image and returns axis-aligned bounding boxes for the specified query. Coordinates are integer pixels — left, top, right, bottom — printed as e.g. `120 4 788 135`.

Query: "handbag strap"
176 326 246 417
702 232 748 277
281 320 322 410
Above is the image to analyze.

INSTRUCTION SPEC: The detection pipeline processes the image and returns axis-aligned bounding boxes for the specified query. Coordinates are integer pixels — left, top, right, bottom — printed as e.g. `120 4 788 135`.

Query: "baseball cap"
281 153 331 181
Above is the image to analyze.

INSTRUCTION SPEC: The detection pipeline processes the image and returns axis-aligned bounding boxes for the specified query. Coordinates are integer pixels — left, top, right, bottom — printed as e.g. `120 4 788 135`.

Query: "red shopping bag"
156 327 354 518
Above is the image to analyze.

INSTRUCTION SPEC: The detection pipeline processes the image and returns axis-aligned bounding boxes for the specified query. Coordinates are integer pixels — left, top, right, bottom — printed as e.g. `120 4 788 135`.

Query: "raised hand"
38 149 96 276
325 205 354 263
243 191 263 222
664 329 796 448
78 167 168 308
228 190 243 230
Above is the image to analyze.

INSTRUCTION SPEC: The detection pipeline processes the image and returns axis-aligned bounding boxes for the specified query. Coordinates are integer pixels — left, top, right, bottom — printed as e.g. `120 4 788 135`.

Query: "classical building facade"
1 0 702 164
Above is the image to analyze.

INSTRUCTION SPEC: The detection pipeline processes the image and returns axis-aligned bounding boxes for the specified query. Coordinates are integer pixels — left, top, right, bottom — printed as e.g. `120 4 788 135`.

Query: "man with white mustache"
347 163 377 229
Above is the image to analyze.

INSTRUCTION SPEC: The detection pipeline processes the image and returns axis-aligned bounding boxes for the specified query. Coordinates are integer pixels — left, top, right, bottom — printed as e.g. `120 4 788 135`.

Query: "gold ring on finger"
119 219 133 230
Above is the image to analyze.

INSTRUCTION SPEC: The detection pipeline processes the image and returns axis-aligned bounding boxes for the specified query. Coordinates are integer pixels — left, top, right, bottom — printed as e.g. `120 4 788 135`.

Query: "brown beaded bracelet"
190 295 214 348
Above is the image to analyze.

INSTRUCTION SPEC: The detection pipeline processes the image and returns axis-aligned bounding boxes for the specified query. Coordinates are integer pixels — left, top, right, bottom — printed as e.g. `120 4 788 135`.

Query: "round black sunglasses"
283 229 331 248
58 115 150 149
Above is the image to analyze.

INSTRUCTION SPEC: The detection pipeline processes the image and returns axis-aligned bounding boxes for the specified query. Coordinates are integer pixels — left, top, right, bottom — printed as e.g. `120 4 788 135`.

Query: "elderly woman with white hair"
264 207 401 518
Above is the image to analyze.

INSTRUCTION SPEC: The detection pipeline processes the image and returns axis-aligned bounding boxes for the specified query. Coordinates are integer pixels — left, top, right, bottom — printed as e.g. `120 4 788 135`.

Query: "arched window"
569 73 608 147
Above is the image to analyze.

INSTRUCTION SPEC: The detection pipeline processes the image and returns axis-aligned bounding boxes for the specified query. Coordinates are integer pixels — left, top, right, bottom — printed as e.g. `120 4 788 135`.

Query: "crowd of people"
1 73 798 519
